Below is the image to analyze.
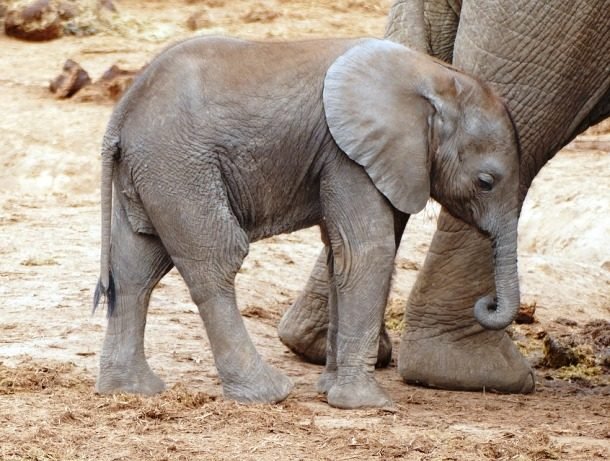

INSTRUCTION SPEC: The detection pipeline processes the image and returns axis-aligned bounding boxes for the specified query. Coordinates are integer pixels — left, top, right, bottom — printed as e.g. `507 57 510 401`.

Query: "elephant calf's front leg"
278 247 395 369
326 243 396 409
320 160 396 409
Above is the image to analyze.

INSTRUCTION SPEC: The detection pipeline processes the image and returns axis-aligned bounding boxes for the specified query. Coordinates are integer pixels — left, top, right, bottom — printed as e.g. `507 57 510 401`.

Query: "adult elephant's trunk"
473 218 520 330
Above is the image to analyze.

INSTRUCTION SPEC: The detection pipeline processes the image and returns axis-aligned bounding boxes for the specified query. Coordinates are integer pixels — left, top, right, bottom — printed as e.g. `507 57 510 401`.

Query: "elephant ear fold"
323 39 433 215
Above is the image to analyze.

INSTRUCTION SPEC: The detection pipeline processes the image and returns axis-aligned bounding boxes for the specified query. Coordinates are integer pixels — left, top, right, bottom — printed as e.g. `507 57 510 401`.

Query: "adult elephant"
278 0 610 393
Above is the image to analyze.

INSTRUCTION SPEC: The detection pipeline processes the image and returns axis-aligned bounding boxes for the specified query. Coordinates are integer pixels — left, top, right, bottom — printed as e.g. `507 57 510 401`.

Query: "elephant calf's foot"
398 329 535 393
327 376 393 409
96 362 166 395
316 368 337 394
222 361 293 404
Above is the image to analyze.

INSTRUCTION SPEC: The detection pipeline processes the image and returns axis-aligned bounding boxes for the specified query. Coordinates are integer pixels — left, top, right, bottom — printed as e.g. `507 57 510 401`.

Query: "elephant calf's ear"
323 39 432 215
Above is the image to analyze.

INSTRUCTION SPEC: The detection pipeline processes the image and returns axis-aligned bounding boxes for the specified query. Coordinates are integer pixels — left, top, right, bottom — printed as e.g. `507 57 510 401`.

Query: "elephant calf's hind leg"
170 219 293 404
96 204 173 395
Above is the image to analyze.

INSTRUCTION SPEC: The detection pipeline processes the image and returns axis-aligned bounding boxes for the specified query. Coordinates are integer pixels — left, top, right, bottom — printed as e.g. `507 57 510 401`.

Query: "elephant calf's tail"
93 135 120 317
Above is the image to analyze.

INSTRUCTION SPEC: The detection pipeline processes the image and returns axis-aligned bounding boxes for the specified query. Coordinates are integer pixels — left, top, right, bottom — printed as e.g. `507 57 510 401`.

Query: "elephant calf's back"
112 36 360 241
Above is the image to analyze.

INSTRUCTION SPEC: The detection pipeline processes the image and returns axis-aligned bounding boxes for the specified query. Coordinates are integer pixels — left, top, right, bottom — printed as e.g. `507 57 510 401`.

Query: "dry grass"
0 360 84 395
1 359 608 460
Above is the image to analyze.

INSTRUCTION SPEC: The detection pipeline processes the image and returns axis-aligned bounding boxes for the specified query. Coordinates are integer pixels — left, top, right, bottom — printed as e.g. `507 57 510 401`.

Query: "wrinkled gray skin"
279 0 610 393
95 36 522 408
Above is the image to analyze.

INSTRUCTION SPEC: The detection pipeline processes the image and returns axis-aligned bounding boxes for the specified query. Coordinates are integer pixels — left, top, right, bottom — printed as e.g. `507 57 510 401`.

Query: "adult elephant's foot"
278 250 393 368
221 360 293 404
327 376 393 409
96 358 166 395
398 210 535 394
398 328 535 393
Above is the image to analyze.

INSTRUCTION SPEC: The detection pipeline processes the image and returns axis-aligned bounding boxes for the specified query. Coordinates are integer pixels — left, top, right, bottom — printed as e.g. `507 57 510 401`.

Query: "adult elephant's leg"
398 0 610 392
277 250 332 365
398 210 535 392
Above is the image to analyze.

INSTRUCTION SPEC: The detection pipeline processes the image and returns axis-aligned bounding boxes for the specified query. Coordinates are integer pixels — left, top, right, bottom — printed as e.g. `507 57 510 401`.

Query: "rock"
583 319 610 347
5 0 64 41
542 335 580 368
98 64 139 100
73 64 141 103
5 1 120 41
49 59 91 99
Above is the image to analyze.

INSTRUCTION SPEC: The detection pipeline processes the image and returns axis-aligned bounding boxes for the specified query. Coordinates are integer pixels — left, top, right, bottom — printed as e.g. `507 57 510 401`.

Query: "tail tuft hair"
92 272 116 318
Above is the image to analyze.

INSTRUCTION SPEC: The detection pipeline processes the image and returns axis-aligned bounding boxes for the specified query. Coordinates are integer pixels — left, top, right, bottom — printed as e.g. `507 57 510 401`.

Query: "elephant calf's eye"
477 174 494 192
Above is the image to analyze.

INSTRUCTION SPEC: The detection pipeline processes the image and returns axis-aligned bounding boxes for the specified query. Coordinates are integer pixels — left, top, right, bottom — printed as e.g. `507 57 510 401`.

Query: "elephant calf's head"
323 39 521 331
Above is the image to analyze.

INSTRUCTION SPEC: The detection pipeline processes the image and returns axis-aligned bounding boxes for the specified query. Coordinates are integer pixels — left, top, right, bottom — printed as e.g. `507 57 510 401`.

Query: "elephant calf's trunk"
473 221 520 330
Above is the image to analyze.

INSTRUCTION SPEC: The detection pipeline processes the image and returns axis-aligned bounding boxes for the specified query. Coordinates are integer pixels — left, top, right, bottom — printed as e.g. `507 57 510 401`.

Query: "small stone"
241 4 280 24
542 335 580 369
57 1 78 20
515 302 536 324
49 59 91 98
99 0 116 12
555 317 578 327
186 10 212 31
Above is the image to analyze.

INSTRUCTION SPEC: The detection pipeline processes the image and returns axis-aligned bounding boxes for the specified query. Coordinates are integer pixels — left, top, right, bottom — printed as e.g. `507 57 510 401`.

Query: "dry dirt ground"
0 1 609 460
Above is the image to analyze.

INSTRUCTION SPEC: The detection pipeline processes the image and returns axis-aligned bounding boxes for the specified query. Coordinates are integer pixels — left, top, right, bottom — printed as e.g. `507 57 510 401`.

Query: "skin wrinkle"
423 0 460 62
219 155 257 231
229 84 327 239
386 0 428 52
459 1 610 179
321 165 394 295
453 4 609 188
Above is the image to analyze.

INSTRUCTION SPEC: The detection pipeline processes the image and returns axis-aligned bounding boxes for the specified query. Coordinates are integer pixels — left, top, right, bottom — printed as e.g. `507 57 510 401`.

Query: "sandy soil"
0 1 608 460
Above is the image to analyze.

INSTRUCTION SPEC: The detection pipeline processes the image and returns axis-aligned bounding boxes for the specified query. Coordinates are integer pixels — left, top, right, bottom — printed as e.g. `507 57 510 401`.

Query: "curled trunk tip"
473 219 520 330
473 295 512 330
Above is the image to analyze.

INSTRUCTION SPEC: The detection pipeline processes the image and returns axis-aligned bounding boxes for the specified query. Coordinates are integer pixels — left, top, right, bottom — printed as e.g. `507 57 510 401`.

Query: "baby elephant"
94 36 521 409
